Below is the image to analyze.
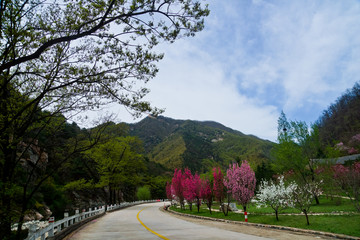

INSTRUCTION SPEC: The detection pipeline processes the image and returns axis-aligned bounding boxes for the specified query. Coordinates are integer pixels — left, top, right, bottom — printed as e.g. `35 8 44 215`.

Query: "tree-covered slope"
129 116 275 172
316 82 360 151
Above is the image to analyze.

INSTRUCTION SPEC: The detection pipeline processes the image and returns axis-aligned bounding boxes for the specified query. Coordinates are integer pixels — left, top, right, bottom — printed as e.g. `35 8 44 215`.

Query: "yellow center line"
137 207 170 240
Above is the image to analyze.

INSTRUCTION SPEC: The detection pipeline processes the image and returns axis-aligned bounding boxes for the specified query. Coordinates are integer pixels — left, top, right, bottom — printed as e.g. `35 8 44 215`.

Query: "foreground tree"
0 1 209 238
224 161 256 212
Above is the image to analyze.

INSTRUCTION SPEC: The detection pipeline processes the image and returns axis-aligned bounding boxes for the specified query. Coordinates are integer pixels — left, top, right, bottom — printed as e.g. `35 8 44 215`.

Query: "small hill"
129 116 275 172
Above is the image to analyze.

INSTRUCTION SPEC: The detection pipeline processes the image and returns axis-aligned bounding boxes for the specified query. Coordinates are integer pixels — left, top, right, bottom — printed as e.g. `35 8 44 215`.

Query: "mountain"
128 116 275 173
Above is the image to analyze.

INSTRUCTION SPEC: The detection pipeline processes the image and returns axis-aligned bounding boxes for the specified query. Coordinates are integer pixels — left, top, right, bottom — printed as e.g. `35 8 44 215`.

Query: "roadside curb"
162 207 360 240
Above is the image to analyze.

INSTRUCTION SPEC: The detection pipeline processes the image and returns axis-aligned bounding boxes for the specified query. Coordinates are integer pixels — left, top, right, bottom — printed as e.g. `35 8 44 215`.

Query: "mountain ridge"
128 116 275 172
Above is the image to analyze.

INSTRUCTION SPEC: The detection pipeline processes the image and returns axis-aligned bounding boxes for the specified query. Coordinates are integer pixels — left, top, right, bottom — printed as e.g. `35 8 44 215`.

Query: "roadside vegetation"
170 196 360 237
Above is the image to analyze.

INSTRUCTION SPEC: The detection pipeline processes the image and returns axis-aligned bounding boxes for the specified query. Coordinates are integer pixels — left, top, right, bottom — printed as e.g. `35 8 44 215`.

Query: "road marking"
137 207 170 240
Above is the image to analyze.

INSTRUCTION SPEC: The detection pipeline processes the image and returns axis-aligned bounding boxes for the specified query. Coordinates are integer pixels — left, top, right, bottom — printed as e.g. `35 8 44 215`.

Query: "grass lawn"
171 196 360 237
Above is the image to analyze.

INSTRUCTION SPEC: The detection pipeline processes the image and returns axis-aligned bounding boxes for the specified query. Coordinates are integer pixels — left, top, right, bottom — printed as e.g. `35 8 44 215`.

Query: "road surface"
66 202 330 240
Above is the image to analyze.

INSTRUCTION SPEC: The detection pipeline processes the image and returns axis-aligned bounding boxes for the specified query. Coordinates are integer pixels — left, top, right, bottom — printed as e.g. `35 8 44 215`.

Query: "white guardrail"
25 200 157 240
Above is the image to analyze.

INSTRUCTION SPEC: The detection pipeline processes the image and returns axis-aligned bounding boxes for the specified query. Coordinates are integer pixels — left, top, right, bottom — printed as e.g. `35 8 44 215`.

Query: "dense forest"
316 82 360 155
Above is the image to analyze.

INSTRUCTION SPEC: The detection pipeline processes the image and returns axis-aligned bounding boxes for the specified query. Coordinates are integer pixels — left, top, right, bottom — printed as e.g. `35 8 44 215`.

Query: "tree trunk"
196 198 200 212
275 209 279 221
304 209 310 225
314 194 320 205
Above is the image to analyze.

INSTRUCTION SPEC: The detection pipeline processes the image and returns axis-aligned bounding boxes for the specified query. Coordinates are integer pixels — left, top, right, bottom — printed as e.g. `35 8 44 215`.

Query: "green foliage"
85 136 147 202
136 186 151 200
63 179 95 191
132 116 274 173
150 134 186 169
317 82 360 150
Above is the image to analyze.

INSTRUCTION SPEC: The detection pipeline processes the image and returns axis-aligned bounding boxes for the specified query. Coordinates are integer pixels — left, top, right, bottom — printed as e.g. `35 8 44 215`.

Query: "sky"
85 0 360 142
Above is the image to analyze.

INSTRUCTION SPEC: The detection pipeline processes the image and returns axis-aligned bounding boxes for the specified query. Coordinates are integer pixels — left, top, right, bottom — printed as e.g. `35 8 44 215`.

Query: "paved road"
66 202 328 240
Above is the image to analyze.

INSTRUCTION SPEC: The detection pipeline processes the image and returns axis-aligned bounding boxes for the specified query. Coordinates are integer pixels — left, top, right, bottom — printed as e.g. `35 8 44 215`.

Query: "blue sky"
86 0 360 142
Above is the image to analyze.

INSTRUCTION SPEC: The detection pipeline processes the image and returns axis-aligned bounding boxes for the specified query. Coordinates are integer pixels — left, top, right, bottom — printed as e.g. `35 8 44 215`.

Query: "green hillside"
129 116 275 172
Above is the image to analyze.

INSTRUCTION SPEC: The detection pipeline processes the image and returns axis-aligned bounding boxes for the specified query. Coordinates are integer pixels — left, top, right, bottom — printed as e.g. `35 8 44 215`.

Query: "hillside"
316 82 360 155
129 116 275 172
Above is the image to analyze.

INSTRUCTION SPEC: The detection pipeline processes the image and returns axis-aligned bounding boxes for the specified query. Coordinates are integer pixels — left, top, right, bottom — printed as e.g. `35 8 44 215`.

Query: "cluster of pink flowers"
166 160 257 213
335 133 360 155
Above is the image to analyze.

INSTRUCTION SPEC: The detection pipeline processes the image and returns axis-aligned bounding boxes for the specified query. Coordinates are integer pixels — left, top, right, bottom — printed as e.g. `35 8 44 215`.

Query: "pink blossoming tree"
224 160 256 212
201 178 213 214
333 162 360 211
183 168 198 211
171 169 185 210
213 167 227 215
166 181 173 202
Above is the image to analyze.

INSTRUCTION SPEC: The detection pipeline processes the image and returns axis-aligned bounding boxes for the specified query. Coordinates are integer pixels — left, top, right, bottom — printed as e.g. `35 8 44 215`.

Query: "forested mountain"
128 116 275 173
316 82 360 154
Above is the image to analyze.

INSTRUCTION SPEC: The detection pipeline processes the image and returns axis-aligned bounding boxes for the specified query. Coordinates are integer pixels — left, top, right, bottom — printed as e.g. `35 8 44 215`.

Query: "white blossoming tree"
256 176 296 221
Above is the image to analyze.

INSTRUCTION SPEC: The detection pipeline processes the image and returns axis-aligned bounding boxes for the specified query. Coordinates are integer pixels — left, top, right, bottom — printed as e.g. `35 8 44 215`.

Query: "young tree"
166 181 173 202
290 181 322 225
255 176 296 221
201 178 213 214
183 168 195 211
213 167 226 215
171 169 185 210
224 161 256 212
0 1 209 238
193 173 202 213
137 186 151 200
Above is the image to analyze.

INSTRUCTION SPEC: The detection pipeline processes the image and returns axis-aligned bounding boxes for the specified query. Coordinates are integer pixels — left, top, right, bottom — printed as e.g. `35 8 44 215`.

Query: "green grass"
171 197 360 237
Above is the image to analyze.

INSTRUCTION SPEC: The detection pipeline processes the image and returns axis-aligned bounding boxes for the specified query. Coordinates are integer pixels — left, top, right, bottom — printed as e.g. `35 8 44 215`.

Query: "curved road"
66 202 329 240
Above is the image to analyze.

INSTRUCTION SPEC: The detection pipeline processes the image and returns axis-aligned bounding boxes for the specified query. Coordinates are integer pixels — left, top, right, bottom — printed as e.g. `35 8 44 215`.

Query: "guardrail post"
48 217 55 237
64 212 69 227
75 209 79 222
27 223 37 240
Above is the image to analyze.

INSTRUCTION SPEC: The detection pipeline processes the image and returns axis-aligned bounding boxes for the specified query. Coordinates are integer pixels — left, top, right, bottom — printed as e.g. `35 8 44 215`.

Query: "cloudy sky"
90 0 360 142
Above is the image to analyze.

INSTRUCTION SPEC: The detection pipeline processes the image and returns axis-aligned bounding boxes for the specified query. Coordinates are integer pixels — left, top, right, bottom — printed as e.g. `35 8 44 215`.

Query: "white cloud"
78 0 360 143
142 40 279 141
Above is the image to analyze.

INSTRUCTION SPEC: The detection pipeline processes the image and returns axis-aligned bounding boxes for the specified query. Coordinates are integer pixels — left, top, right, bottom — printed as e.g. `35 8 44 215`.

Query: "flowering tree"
192 173 202 212
213 167 227 215
333 162 360 211
201 178 213 214
290 181 322 225
171 169 185 210
224 161 256 212
256 176 296 221
166 181 173 203
183 168 196 211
